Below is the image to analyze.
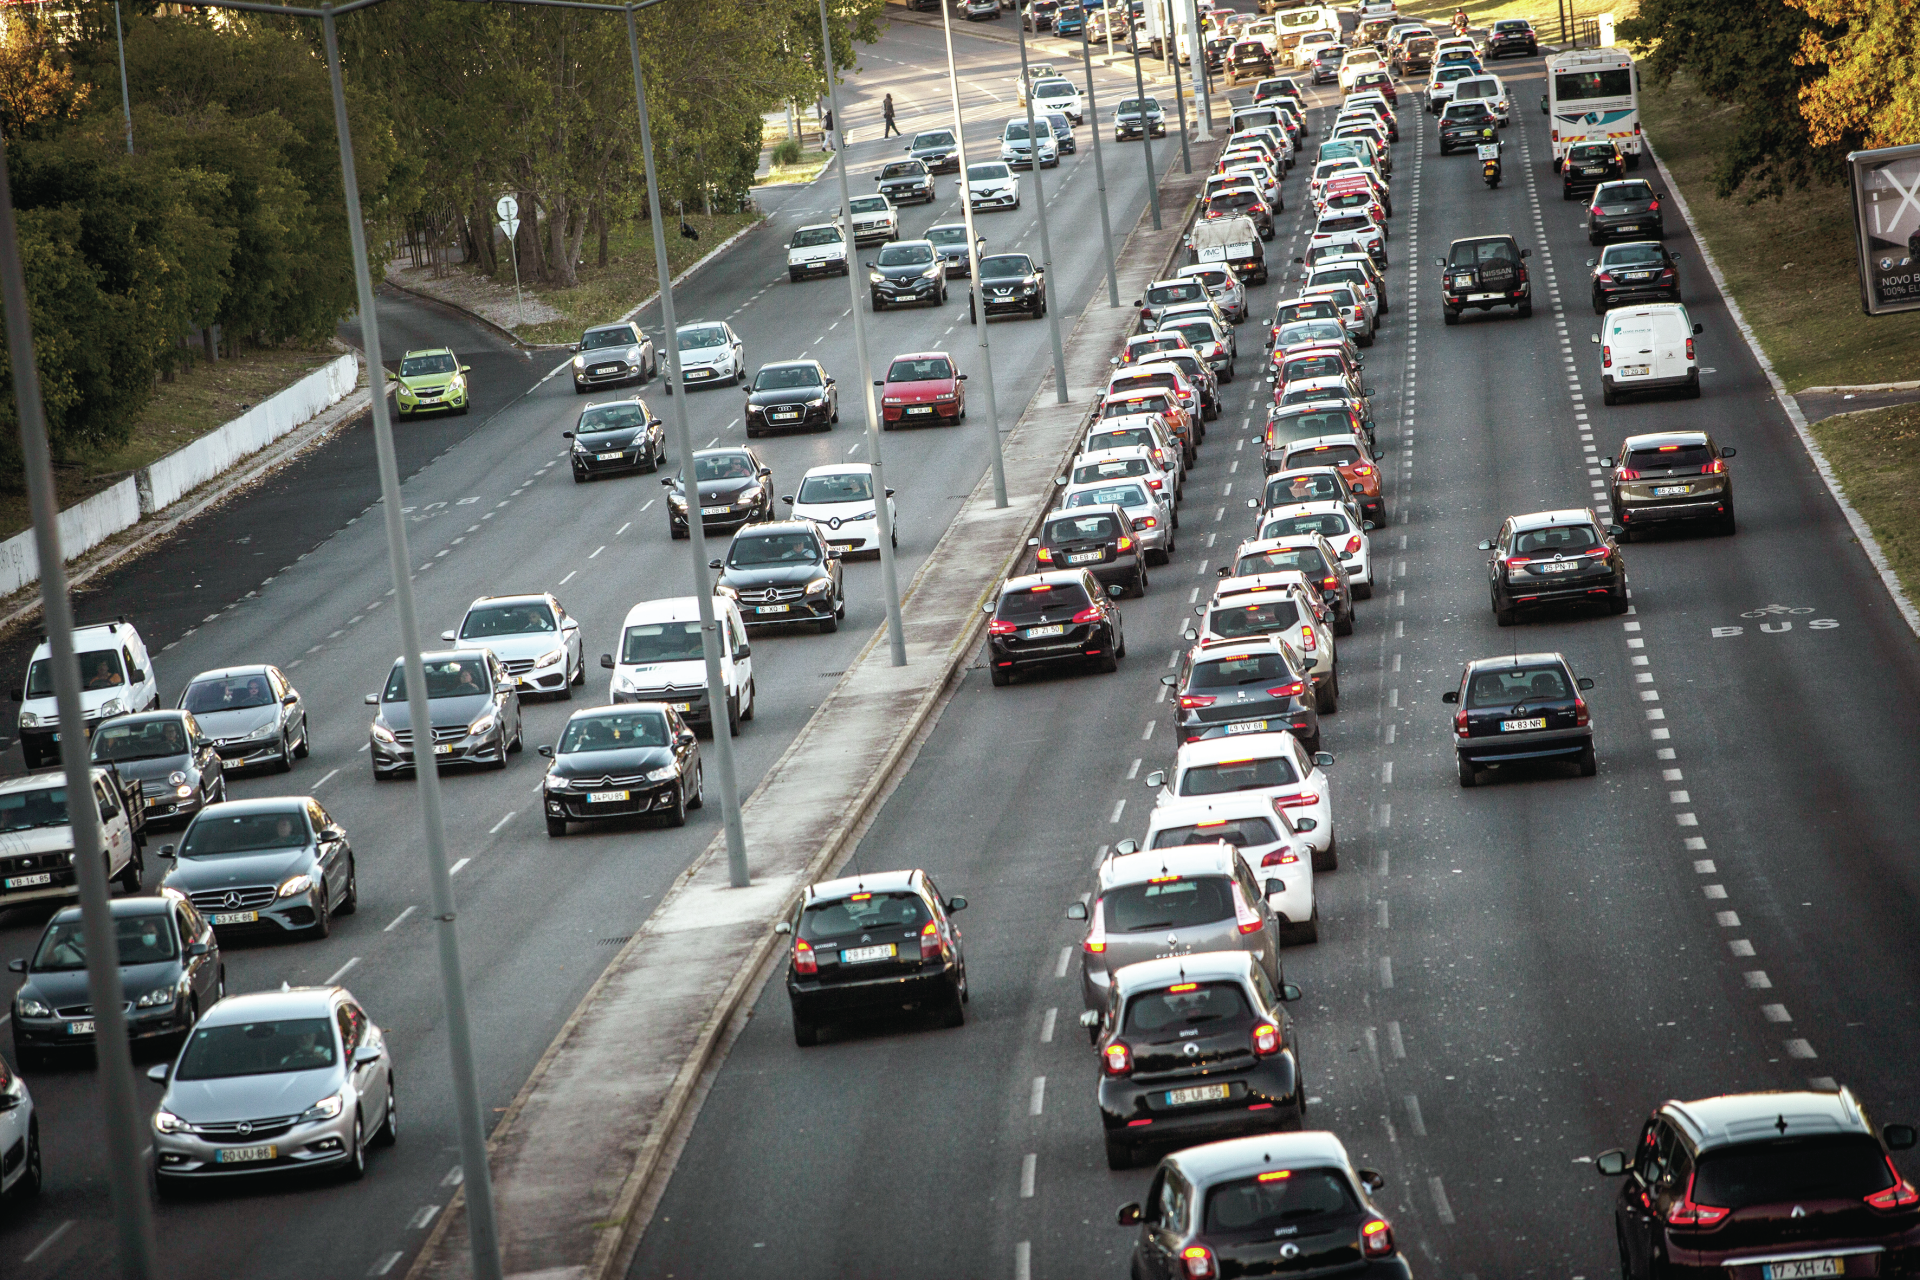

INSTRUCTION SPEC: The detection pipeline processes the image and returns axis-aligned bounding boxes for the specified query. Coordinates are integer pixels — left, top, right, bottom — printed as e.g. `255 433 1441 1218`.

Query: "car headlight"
738 484 763 503
153 1109 193 1135
277 874 314 899
371 722 395 744
169 771 187 785
714 583 739 600
19 711 37 727
627 345 643 362
870 272 886 284
923 265 941 279
17 996 51 1018
97 698 125 718
175 783 194 798
806 395 826 407
668 491 687 508
299 1092 345 1123
468 713 498 738
615 670 640 691
135 986 176 1009
883 396 904 405
804 577 834 595
572 438 589 452
533 648 565 670
645 765 679 783
544 772 571 791
572 355 586 369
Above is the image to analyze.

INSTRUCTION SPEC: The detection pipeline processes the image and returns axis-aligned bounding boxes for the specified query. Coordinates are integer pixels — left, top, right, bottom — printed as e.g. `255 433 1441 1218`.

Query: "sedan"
778 868 968 1045
367 649 524 777
712 521 846 634
159 797 358 939
565 398 665 480
664 446 777 536
177 665 309 774
440 592 584 698
1589 241 1682 312
1589 179 1664 244
1480 508 1628 623
538 704 703 833
985 570 1126 684
1561 140 1624 198
667 320 745 390
878 351 966 426
90 710 226 826
874 158 935 206
0 1055 38 1199
745 360 837 435
1444 651 1597 785
1485 17 1537 57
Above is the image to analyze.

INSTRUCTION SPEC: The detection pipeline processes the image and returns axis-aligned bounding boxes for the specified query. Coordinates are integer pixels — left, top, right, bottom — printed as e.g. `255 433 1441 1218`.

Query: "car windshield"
912 131 955 148
1190 651 1298 688
685 453 757 483
1266 511 1350 539
1627 442 1715 470
28 649 125 698
1046 513 1121 542
1179 753 1300 795
622 621 704 663
1035 81 1073 97
400 353 457 376
1203 1170 1358 1235
1693 1136 1895 1208
1597 181 1655 203
579 405 650 436
175 1017 337 1080
1106 880 1237 934
461 602 556 638
850 196 890 214
1466 665 1571 707
92 717 191 761
180 809 310 856
1067 483 1150 509
0 785 68 832
1210 595 1306 639
967 163 1011 181
996 583 1093 620
980 255 1032 277
925 226 970 247
755 365 823 391
678 326 727 350
1513 524 1600 554
558 710 669 753
384 656 488 701
880 162 922 179
791 226 841 248
887 357 953 382
728 533 820 567
878 243 934 269
1073 458 1150 483
1236 546 1329 577
32 912 176 971
798 472 874 503
1119 98 1160 114
1151 816 1279 849
1005 121 1035 141
580 328 632 351
800 891 926 943
182 674 278 714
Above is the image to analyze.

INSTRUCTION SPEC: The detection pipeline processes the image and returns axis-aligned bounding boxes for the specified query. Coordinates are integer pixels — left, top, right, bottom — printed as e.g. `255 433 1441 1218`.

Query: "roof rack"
35 614 129 644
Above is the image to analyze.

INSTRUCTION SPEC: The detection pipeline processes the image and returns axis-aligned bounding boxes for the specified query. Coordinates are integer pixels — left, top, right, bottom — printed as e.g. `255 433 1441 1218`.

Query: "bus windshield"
1554 68 1633 102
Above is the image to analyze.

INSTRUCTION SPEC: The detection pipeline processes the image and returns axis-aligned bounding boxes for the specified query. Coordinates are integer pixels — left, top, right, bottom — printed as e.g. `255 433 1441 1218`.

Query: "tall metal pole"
0 136 157 1280
1164 0 1190 172
816 0 906 667
1130 36 1161 229
1014 13 1069 404
627 7 751 877
937 0 1009 508
112 1 134 154
1187 0 1211 134
320 15 504 1279
1078 16 1120 307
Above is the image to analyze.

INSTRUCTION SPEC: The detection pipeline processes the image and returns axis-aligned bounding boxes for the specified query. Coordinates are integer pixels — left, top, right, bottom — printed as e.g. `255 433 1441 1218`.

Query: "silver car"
148 986 395 1187
441 593 585 698
177 665 309 773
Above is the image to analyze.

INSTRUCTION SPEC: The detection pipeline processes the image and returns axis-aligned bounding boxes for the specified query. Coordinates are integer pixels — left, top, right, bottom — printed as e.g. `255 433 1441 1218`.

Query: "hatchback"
1562 140 1625 198
566 397 666 479
1604 431 1737 537
1481 508 1627 622
159 797 358 938
879 351 966 425
90 710 227 826
1032 504 1147 596
1443 652 1597 785
1259 502 1372 594
1589 179 1665 243
778 868 968 1045
1140 797 1319 943
663 445 777 535
1227 40 1274 85
1278 437 1384 529
1149 731 1336 867
1061 478 1173 561
784 463 896 555
1163 634 1322 747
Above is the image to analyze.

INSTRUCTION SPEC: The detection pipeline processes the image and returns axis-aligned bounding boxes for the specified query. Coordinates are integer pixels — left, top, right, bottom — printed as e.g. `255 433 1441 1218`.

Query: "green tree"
1786 0 1920 151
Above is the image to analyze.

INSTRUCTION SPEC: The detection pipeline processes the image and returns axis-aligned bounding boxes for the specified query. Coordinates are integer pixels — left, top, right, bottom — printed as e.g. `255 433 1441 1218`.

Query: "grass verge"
1810 404 1920 604
762 148 836 186
1393 0 1618 33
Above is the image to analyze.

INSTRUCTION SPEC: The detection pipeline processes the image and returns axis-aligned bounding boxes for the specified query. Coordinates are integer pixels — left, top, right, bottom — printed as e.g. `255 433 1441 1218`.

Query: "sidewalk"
407 134 1221 1280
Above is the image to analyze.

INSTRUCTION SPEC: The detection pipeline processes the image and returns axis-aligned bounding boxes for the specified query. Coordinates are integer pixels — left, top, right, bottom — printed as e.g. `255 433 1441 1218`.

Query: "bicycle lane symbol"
1714 606 1836 638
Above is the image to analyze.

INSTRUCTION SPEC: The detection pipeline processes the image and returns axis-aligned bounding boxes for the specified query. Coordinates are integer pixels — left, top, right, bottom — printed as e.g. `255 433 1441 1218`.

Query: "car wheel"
343 1114 366 1181
337 857 359 915
1518 302 1533 318
1105 1134 1133 1171
727 693 741 737
1097 647 1119 673
374 1079 398 1147
276 734 294 773
665 779 688 828
940 983 966 1028
1443 308 1459 325
17 1123 41 1198
990 664 1012 687
1315 831 1338 872
1580 743 1598 777
310 887 332 940
818 610 838 634
792 1009 819 1047
1609 588 1630 615
1353 581 1372 600
546 815 567 837
1495 602 1516 627
1316 671 1339 714
1594 293 1607 315
687 763 705 809
1602 384 1618 406
557 670 572 701
742 679 755 722
1287 906 1320 945
790 268 802 283
294 718 311 758
1133 567 1148 597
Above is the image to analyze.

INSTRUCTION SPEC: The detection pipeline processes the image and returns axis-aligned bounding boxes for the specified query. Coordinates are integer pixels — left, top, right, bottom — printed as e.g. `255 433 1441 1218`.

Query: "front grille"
189 885 278 912
630 688 707 707
195 1114 301 1142
743 585 809 604
1 851 70 877
392 725 467 747
562 772 654 791
501 658 537 676
56 1002 132 1018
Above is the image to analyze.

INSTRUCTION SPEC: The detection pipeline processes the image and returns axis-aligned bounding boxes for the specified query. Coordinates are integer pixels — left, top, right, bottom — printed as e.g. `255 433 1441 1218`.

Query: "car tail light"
1686 337 1695 360
1179 693 1217 709
1597 272 1614 284
1454 707 1470 738
1260 846 1300 867
1072 606 1103 625
1274 791 1319 810
1574 697 1590 727
1234 888 1264 935
1703 459 1726 475
1616 465 1640 479
1665 1172 1730 1227
1321 575 1340 589
1134 515 1159 530
920 919 944 960
1344 535 1363 554
1147 478 1164 489
988 620 1018 635
1591 204 1603 216
1361 1218 1396 1258
1602 344 1612 369
1660 267 1676 279
1083 898 1107 953
1352 465 1375 477
1299 628 1317 652
1649 197 1660 212
1117 535 1135 552
1035 547 1054 564
1267 681 1306 698
1181 1245 1217 1279
1867 1157 1920 1209
1102 1041 1133 1075
792 938 817 975
1250 1020 1281 1054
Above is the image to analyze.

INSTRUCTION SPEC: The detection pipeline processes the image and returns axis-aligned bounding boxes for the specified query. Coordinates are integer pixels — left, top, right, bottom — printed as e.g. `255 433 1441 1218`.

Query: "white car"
1148 731 1336 867
1295 29 1340 65
1069 445 1180 507
1198 572 1339 704
1425 62 1478 112
1355 0 1397 17
786 223 848 281
1309 216 1386 271
1025 75 1085 123
1228 125 1293 170
0 1055 38 1199
1174 263 1249 324
1138 794 1320 943
607 596 755 736
839 194 898 244
1000 117 1059 169
1433 35 1478 61
964 161 1021 211
1307 258 1383 319
1154 308 1237 381
441 593 585 697
1081 413 1185 483
1256 501 1373 595
1452 73 1511 124
669 320 746 390
1220 158 1282 210
1059 477 1173 562
1595 302 1704 405
784 463 897 555
1337 48 1385 91
14 618 159 770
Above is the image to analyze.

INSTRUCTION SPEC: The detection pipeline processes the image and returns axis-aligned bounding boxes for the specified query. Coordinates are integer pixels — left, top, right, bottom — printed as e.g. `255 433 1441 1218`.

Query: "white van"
12 618 158 770
1594 302 1703 405
603 596 755 737
1451 73 1511 125
0 767 146 909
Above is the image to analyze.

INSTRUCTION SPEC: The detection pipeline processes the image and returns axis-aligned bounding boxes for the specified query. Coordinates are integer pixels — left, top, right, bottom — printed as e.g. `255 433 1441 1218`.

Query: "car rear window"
1236 546 1330 578
1466 665 1570 707
1104 393 1175 418
1274 300 1341 325
997 582 1094 620
1513 523 1600 554
1178 754 1299 796
1286 354 1347 380
1289 444 1362 467
1319 215 1372 233
1207 597 1302 638
887 357 953 381
1266 473 1343 505
1203 1170 1358 1235
1105 879 1238 933
1122 979 1252 1033
1074 457 1151 484
1190 650 1297 688
1692 1137 1895 1209
1570 143 1615 161
1626 443 1715 471
800 891 927 943
1265 511 1349 539
1046 513 1121 542
1597 181 1655 202
1148 282 1207 306
1151 815 1280 849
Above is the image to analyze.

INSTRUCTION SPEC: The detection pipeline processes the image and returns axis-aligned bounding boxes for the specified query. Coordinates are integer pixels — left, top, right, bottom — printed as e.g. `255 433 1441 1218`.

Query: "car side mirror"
783 496 796 505
709 558 723 570
1885 1124 1917 1151
1477 539 1495 551
1264 877 1286 897
1433 255 1445 267
676 729 697 746
1279 982 1302 1002
885 488 895 497
774 921 792 936
1586 258 1597 267
364 693 379 705
661 476 674 485
758 467 772 477
873 380 884 388
946 896 967 913
1720 447 1736 458
147 1063 171 1084
1115 839 1138 855
187 940 211 957
1442 690 1460 704
1266 376 1277 384
1606 525 1625 538
1590 333 1600 343
982 601 996 615
1108 583 1124 597
1182 627 1198 641
957 373 969 381
1577 677 1596 690
1246 497 1259 509
1363 386 1375 397
1054 476 1068 487
159 844 176 858
1312 752 1334 767
1693 322 1705 335
735 643 751 658
1359 1168 1387 1192
1117 1202 1144 1226
130 667 147 683
1144 770 1166 788
1159 674 1177 687
1595 1149 1630 1177
1601 456 1615 468
440 629 457 642
537 745 553 758
6 958 23 973
568 344 580 353
1520 248 1530 258
1291 817 1317 834
828 547 845 560
1067 901 1089 920
600 654 615 669
354 1044 383 1066
1292 256 1304 264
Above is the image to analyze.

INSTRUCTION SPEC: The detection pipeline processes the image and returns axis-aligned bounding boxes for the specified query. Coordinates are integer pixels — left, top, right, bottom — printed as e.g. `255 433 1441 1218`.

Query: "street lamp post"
1077 12 1120 307
1163 0 1189 173
1129 29 1161 229
1014 10 1069 403
112 1 134 153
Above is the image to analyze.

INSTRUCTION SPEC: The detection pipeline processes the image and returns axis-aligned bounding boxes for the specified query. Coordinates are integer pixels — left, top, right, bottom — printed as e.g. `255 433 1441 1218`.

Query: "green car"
394 348 471 416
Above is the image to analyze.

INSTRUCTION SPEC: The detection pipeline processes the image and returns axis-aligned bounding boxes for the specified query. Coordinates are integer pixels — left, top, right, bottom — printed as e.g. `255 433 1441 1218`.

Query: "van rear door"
1650 309 1690 378
1609 313 1656 380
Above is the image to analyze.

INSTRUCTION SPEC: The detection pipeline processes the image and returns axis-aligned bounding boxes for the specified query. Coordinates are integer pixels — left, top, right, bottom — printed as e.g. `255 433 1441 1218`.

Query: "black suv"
971 252 1047 321
779 868 969 1046
566 398 665 480
1562 140 1625 198
1164 636 1321 750
711 520 845 633
868 239 948 311
1391 35 1435 76
1438 101 1499 154
1485 17 1538 57
1480 508 1628 623
1031 504 1147 597
1438 234 1532 322
1604 430 1737 538
1443 652 1597 786
1595 1087 1920 1279
1227 40 1274 86
985 570 1125 685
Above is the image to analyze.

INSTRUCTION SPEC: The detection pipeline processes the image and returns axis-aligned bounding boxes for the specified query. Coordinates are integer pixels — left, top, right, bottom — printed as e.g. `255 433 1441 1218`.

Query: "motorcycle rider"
1479 122 1503 187
1453 7 1469 35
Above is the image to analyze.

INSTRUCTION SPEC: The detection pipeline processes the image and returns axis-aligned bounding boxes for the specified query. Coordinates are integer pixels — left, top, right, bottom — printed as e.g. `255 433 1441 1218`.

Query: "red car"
1349 70 1397 104
879 351 966 428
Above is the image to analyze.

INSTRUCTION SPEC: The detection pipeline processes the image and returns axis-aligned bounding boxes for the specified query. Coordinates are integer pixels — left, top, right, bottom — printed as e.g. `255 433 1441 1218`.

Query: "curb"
618 219 767 328
1797 380 1920 395
1643 136 1920 641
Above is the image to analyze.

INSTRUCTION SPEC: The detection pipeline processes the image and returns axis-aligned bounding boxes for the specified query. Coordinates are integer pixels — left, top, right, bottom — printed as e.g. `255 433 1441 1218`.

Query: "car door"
123 642 154 712
1487 519 1513 597
552 598 582 673
818 530 842 602
336 1000 387 1130
309 801 346 901
724 607 752 706
173 901 214 1012
1651 309 1690 379
1618 1117 1667 1275
490 653 521 739
726 323 745 375
94 778 130 877
1609 314 1655 381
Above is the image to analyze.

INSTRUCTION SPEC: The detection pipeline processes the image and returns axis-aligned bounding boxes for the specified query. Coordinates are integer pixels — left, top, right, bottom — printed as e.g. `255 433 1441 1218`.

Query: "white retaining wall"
0 477 143 599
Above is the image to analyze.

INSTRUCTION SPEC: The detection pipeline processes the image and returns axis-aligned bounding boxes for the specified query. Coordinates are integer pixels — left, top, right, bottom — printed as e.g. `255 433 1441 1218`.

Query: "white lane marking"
1387 1021 1406 1059
1730 939 1757 956
1430 1175 1456 1224
449 857 471 876
1108 798 1126 824
1126 758 1141 779
442 1164 464 1187
1404 1094 1428 1137
1056 946 1072 979
407 1204 441 1230
489 811 516 834
1015 1242 1032 1280
589 545 606 559
616 522 632 536
1188 587 1198 603
707 437 719 448
1786 1039 1818 1059
325 956 360 984
1029 1076 1046 1115
1694 860 1717 874
314 768 340 790
384 906 416 932
1041 1007 1057 1043
1381 761 1393 785
1379 956 1393 988
23 1221 75 1264
1020 1152 1037 1198
1762 1004 1793 1023
639 499 655 513
1745 971 1772 988
1142 720 1156 739
559 570 578 585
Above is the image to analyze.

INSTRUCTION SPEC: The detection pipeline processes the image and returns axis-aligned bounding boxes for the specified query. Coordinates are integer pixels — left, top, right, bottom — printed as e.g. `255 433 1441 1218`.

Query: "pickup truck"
0 766 146 908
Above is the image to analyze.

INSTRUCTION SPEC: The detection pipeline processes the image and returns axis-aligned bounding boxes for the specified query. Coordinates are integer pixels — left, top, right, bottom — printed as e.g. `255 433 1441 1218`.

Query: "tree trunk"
597 207 609 268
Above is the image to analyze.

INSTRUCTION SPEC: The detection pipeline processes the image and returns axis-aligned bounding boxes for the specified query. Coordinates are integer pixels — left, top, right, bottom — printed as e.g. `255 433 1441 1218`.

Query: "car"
537 703 703 834
1452 72 1510 124
1224 534 1356 637
1116 1133 1408 1277
1053 3 1085 36
970 252 1047 321
1562 140 1626 198
1252 466 1365 532
158 796 357 937
9 896 223 1066
873 158 934 205
1348 68 1397 103
90 710 226 825
1438 234 1532 322
905 128 961 173
1204 189 1275 241
1589 178 1665 243
1271 345 1366 408
440 593 584 697
1059 477 1173 564
393 347 470 417
179 665 310 775
13 617 159 770
1424 61 1480 112
1136 276 1212 329
662 446 776 536
603 596 754 737
1031 504 1148 597
1109 362 1204 443
1438 99 1499 153
1068 445 1179 507
1298 282 1376 346
1155 310 1237 381
1391 33 1436 75
868 238 949 311
963 0 1000 19
1484 16 1537 57
786 223 849 281
1195 571 1338 706
1043 111 1078 156
1084 412 1185 484
1337 47 1384 91
1594 1086 1920 1280
1310 43 1344 83
1589 241 1682 312
1479 508 1627 625
1593 302 1703 404
985 570 1126 684
1028 75 1085 123
1148 731 1335 866
0 767 145 908
1164 631 1324 747
1320 131 1389 177
784 463 896 555
1204 33 1235 70
744 360 837 436
565 397 666 479
924 222 983 279
570 322 655 395
1309 253 1389 320
1118 331 1195 367
1259 502 1373 595
148 985 394 1187
712 521 846 634
1251 76 1306 112
878 351 966 426
365 649 523 778
778 867 968 1045
1444 651 1597 785
1086 951 1306 1169
1021 0 1057 30
667 320 745 390
1603 430 1737 538
1000 116 1059 168
0 1053 39 1199
1226 39 1275 85
1115 96 1167 140
1140 795 1319 943
1275 436 1383 532
839 194 899 245
1259 401 1374 472
963 160 1020 211
1269 314 1361 364
1154 349 1224 422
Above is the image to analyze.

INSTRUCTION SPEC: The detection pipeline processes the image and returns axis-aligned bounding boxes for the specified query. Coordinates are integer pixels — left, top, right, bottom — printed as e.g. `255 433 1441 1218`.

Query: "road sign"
498 217 520 240
495 194 519 223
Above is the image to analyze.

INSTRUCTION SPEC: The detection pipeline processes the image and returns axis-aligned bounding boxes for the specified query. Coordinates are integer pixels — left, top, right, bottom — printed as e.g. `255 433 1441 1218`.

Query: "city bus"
1545 47 1642 171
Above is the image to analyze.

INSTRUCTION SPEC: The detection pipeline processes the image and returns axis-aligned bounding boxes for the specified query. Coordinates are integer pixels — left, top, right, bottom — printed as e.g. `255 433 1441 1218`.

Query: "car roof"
1285 434 1367 453
1045 501 1127 521
887 350 953 364
465 593 552 612
199 986 345 1025
1099 843 1236 889
1213 571 1314 599
195 796 314 818
1281 345 1352 361
1111 950 1259 996
95 709 191 727
1147 791 1294 827
1265 501 1349 520
1092 413 1168 433
1175 730 1302 766
583 322 634 335
792 222 842 236
801 461 875 478
731 520 820 539
1241 533 1333 555
1449 234 1520 248
1621 430 1711 450
758 359 824 373
1168 1131 1355 1185
1665 1088 1874 1153
0 766 113 796
1509 508 1597 531
807 868 919 901
1002 570 1095 592
620 596 705 627
402 346 455 357
1078 445 1157 464
1463 651 1571 674
48 894 181 924
389 648 477 669
183 665 275 682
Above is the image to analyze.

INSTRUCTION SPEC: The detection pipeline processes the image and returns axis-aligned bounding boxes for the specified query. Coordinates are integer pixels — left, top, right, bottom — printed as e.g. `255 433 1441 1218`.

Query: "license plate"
69 1020 95 1035
701 505 730 516
433 743 455 755
1622 365 1651 377
688 369 713 379
215 1145 278 1165
1624 271 1653 281
210 911 260 925
1501 717 1547 732
908 406 935 415
596 452 624 461
1226 720 1269 734
840 944 897 964
5 872 52 889
1653 484 1691 496
1583 166 1605 175
587 790 630 803
1166 1083 1232 1106
756 604 792 614
1537 560 1580 573
1025 624 1066 638
1067 551 1104 564
772 412 800 421
1764 1261 1845 1280
673 703 694 712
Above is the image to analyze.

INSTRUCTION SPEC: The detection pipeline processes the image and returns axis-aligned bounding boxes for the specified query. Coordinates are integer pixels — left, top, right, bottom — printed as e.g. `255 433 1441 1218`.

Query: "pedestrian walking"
823 107 835 150
883 93 900 138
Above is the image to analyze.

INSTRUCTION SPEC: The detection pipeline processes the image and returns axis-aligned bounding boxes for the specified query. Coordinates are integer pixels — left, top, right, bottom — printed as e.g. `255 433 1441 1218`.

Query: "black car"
1227 40 1274 86
1022 0 1057 29
925 222 983 278
1164 636 1320 751
1438 234 1532 322
1116 97 1167 140
874 158 935 206
367 648 523 777
1031 504 1146 596
1092 951 1304 1169
1204 34 1235 71
89 710 225 827
906 128 961 174
1443 652 1597 786
1589 179 1664 244
744 360 837 436
570 320 655 395
1117 1133 1409 1279
985 570 1125 685
1604 430 1737 538
1044 111 1077 155
971 252 1047 321
1390 35 1435 75
712 520 845 633
779 868 968 1045
1481 508 1627 623
1561 140 1625 198
1595 1086 1920 1280
538 704 702 834
663 446 775 537
565 397 665 480
1438 101 1499 154
1485 17 1537 57
869 238 949 311
1590 242 1682 313
177 664 309 774
9 896 223 1067
1311 45 1343 84
158 797 358 937
1204 190 1274 241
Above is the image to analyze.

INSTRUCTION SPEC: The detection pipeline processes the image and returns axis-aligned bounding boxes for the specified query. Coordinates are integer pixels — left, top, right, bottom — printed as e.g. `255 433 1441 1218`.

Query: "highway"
628 28 1920 1280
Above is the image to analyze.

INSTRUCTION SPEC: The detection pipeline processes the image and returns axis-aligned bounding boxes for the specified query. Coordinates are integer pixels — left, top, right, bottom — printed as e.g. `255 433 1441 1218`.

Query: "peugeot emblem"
1280 1244 1301 1259
1791 1205 1807 1218
236 1121 253 1136
1183 1042 1201 1057
223 891 242 910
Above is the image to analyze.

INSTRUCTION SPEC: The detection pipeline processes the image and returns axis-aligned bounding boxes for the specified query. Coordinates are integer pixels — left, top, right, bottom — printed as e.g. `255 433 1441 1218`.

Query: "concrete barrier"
0 477 143 600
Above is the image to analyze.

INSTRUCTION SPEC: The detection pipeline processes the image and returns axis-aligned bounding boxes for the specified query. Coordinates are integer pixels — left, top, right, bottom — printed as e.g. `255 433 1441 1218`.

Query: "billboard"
1847 142 1920 316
